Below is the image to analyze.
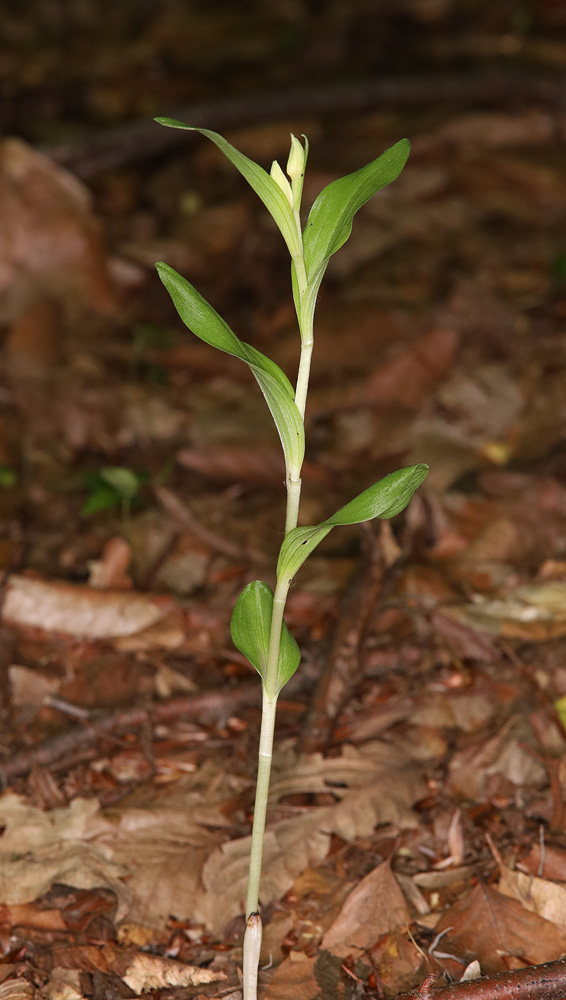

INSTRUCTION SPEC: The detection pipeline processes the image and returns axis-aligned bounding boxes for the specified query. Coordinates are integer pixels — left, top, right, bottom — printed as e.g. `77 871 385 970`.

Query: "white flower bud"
286 134 305 181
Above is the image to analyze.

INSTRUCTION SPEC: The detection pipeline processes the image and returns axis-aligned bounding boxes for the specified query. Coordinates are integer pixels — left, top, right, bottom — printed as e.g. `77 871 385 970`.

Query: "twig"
154 485 266 564
394 960 566 1000
299 522 387 753
0 684 261 784
46 72 565 178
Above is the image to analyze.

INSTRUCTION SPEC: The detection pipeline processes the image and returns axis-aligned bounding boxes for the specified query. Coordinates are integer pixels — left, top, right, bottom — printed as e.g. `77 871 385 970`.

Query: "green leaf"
100 467 142 499
156 262 305 475
302 138 410 285
277 463 429 583
230 580 301 693
154 120 300 258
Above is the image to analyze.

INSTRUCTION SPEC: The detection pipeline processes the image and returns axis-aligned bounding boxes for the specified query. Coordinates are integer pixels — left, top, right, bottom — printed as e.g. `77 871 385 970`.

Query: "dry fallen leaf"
3 573 177 638
43 969 84 1000
264 952 318 1000
0 138 116 321
435 881 566 973
0 982 35 1000
498 862 566 934
197 743 425 934
321 860 408 956
445 582 566 640
120 953 225 993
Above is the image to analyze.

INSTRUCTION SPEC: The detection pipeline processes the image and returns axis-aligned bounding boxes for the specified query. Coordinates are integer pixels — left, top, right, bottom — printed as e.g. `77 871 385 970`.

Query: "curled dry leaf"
120 953 225 993
0 983 35 1000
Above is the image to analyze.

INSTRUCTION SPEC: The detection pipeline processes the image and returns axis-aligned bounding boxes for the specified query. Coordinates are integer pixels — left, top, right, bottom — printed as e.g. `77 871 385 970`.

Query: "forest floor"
1 3 566 1000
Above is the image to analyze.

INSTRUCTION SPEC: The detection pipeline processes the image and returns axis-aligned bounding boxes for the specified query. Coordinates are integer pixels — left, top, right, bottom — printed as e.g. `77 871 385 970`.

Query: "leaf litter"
3 6 566 1000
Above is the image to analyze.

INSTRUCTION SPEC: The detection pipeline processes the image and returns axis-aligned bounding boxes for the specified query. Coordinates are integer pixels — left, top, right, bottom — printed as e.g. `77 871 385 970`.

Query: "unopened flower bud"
270 159 294 208
286 134 305 181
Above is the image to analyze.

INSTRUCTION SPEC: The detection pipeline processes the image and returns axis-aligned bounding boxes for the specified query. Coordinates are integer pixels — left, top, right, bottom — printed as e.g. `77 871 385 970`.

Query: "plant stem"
242 913 263 1000
243 204 313 1000
245 690 278 916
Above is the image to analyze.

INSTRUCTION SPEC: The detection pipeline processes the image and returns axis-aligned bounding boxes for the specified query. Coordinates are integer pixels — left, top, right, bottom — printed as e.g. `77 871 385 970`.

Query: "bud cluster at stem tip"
270 133 307 211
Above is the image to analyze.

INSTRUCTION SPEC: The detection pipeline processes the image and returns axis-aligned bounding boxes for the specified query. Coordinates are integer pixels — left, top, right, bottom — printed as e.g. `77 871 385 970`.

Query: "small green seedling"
82 466 148 520
0 465 17 488
154 118 429 1000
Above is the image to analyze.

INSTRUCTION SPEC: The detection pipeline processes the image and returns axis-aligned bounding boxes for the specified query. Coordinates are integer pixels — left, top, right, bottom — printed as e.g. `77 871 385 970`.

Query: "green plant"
82 466 148 520
154 119 429 1000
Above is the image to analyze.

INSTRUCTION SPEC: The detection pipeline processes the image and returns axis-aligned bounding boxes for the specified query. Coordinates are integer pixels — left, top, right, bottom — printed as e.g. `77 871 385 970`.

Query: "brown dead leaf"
447 718 548 801
264 952 318 1000
196 744 424 935
498 863 566 934
445 582 566 640
370 929 425 997
3 902 66 932
43 969 83 1000
3 573 176 638
87 537 133 589
360 327 458 410
435 881 566 973
120 954 225 993
0 982 35 1000
322 860 408 956
0 795 131 913
3 297 64 380
520 843 566 882
0 139 116 321
177 442 325 487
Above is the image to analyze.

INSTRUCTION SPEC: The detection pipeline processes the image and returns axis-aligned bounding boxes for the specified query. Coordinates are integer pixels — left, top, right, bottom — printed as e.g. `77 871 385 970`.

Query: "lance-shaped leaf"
154 119 301 259
303 138 410 287
277 463 429 584
156 262 304 475
230 580 301 693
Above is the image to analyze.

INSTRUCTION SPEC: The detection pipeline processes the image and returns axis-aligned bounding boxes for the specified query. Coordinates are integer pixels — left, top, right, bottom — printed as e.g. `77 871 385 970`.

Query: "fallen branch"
0 684 261 784
47 72 564 178
395 960 566 1000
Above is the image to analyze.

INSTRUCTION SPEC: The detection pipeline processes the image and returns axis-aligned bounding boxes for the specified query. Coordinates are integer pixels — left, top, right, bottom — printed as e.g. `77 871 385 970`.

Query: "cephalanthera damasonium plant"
154 117 429 1000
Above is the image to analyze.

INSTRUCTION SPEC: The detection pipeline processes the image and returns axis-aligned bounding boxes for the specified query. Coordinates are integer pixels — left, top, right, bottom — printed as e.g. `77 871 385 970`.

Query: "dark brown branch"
47 72 565 178
0 684 261 784
299 522 388 754
395 961 566 1000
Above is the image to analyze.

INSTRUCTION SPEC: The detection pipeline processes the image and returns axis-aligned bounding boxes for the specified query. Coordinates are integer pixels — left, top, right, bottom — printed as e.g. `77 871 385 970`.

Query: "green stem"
245 689 278 917
243 206 314 1000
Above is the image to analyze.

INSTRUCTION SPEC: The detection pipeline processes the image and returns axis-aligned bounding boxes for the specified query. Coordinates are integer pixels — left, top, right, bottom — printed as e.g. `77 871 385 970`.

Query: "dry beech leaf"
121 954 225 993
447 717 547 801
445 581 566 640
360 326 458 410
264 953 318 1000
498 863 566 933
435 881 566 973
43 969 83 1000
0 982 35 1000
3 573 176 638
0 795 131 914
321 860 408 956
197 743 424 934
520 843 566 882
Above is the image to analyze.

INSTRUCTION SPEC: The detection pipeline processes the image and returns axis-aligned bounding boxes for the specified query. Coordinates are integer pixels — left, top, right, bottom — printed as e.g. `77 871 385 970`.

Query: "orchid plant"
154 117 428 1000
